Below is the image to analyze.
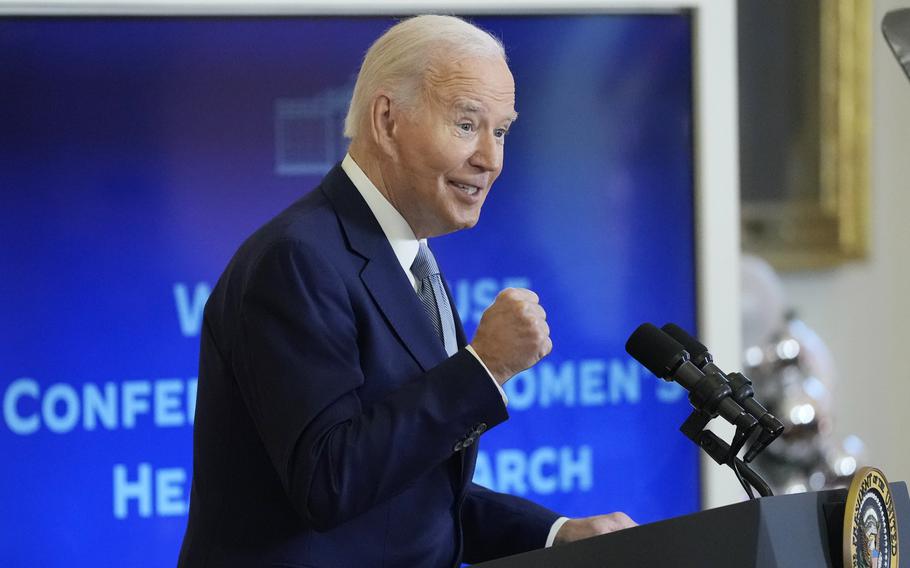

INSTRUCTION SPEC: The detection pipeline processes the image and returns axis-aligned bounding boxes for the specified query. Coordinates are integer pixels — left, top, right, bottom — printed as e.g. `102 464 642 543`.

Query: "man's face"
385 56 517 239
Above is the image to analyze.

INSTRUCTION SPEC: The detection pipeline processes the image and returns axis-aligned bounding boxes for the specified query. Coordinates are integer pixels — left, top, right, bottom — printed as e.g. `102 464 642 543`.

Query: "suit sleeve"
460 482 562 564
232 239 509 531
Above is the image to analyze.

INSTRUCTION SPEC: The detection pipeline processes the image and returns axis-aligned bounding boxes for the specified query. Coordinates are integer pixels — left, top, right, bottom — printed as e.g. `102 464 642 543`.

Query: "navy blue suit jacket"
178 165 560 567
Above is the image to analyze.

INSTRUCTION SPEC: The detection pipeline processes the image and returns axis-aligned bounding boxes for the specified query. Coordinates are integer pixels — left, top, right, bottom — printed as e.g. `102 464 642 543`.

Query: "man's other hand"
553 512 638 545
470 287 552 384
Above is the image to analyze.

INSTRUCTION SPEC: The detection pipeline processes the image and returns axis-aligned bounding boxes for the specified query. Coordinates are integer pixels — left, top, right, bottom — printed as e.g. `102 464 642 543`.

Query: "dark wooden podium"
473 482 910 567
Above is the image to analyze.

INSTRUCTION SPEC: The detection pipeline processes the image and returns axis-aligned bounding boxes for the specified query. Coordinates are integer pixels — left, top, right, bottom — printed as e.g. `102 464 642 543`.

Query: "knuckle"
502 289 523 307
534 320 548 339
609 512 633 526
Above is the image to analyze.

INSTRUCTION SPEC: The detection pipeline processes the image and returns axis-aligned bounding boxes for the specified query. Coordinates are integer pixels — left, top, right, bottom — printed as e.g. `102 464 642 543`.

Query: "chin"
429 216 479 238
454 209 482 230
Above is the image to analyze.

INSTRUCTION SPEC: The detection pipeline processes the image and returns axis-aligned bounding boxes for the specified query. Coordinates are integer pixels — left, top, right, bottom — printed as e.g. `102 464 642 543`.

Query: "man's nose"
469 132 502 172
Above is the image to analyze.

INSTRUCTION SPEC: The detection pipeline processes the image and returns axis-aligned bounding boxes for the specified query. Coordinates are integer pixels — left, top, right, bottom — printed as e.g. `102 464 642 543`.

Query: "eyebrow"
453 100 519 123
454 101 483 114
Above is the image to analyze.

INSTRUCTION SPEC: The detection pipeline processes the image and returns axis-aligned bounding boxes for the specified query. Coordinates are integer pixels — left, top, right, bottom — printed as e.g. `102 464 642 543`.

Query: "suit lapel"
320 165 447 372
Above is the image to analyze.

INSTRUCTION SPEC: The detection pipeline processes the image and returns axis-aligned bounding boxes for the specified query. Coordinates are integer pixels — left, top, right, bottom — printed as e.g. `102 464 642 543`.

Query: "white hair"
343 15 506 140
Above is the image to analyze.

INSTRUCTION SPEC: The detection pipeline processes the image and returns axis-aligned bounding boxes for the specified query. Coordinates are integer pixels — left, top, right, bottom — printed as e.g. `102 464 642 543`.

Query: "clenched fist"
469 288 552 384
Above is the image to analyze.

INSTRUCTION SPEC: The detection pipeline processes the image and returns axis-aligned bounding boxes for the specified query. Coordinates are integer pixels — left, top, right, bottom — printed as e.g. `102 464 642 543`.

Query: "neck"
348 141 393 203
348 140 426 239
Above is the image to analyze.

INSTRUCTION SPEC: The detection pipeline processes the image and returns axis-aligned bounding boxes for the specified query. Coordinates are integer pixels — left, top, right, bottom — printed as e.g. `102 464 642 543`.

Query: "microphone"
661 323 784 462
625 323 758 434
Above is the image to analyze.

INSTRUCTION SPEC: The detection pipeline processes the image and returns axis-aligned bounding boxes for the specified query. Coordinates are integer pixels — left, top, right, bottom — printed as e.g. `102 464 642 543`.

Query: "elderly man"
178 15 634 567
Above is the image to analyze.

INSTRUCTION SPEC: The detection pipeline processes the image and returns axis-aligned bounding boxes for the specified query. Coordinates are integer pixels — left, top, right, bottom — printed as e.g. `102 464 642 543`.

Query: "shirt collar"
341 153 422 280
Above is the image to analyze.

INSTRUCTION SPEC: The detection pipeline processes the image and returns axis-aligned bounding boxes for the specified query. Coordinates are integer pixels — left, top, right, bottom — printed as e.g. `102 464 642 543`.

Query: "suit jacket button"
453 440 464 452
463 436 474 447
475 423 488 434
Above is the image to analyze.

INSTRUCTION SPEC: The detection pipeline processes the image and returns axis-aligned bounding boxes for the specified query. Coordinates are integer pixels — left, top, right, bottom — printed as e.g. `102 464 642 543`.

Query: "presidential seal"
844 467 900 568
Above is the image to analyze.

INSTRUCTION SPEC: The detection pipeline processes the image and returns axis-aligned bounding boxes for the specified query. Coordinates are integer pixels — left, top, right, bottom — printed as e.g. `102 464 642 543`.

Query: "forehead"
423 56 516 118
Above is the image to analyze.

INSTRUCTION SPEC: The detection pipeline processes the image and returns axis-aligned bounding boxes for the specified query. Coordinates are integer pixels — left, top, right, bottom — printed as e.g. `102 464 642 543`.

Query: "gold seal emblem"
844 467 900 568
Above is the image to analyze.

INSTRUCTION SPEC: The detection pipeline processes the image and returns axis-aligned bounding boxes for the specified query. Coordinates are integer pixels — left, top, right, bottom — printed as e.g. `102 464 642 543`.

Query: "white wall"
778 0 910 485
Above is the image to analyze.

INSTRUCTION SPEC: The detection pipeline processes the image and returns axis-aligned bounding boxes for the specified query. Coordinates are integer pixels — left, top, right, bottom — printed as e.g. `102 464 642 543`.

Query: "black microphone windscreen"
662 323 708 357
625 322 688 378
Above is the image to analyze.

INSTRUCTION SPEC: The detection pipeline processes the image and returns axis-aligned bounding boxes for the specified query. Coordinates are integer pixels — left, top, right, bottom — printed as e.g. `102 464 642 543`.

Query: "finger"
541 336 553 358
507 288 539 304
523 289 540 304
498 287 534 303
607 512 637 529
520 301 544 321
539 319 550 339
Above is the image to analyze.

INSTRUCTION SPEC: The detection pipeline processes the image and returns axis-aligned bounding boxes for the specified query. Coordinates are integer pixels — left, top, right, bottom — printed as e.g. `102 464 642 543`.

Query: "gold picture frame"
739 0 870 270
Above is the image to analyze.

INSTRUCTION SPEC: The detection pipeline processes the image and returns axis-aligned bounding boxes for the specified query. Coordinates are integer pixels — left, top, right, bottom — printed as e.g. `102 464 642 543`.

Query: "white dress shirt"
340 153 568 548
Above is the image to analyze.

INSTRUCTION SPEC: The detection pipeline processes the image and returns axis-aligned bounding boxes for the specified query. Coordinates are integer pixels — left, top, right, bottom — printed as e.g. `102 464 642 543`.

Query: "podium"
473 482 910 567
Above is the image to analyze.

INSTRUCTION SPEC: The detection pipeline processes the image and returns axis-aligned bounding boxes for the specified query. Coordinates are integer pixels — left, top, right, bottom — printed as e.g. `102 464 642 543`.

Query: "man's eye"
458 123 473 132
494 128 509 138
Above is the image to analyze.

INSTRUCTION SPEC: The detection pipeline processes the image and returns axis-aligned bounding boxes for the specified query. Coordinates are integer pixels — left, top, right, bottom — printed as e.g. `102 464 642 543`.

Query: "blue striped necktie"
411 241 458 356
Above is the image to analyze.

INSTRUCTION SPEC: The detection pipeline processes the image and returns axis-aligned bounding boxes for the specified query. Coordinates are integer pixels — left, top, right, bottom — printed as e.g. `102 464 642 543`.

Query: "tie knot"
411 241 440 281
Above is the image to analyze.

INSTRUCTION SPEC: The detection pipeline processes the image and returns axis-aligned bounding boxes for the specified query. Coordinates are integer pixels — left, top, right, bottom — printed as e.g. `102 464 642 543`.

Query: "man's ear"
369 93 399 159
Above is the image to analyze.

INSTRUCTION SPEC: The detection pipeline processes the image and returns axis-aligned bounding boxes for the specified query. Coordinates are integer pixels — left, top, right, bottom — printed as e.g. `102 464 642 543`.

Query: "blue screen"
0 15 697 566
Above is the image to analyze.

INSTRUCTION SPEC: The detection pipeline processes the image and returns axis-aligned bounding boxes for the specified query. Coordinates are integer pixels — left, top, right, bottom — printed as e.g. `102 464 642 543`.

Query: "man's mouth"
448 180 481 196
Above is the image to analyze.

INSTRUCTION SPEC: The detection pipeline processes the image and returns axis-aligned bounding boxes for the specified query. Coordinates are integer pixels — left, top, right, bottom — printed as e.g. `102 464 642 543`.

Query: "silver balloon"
741 255 788 349
756 355 831 440
785 317 837 394
739 258 864 495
